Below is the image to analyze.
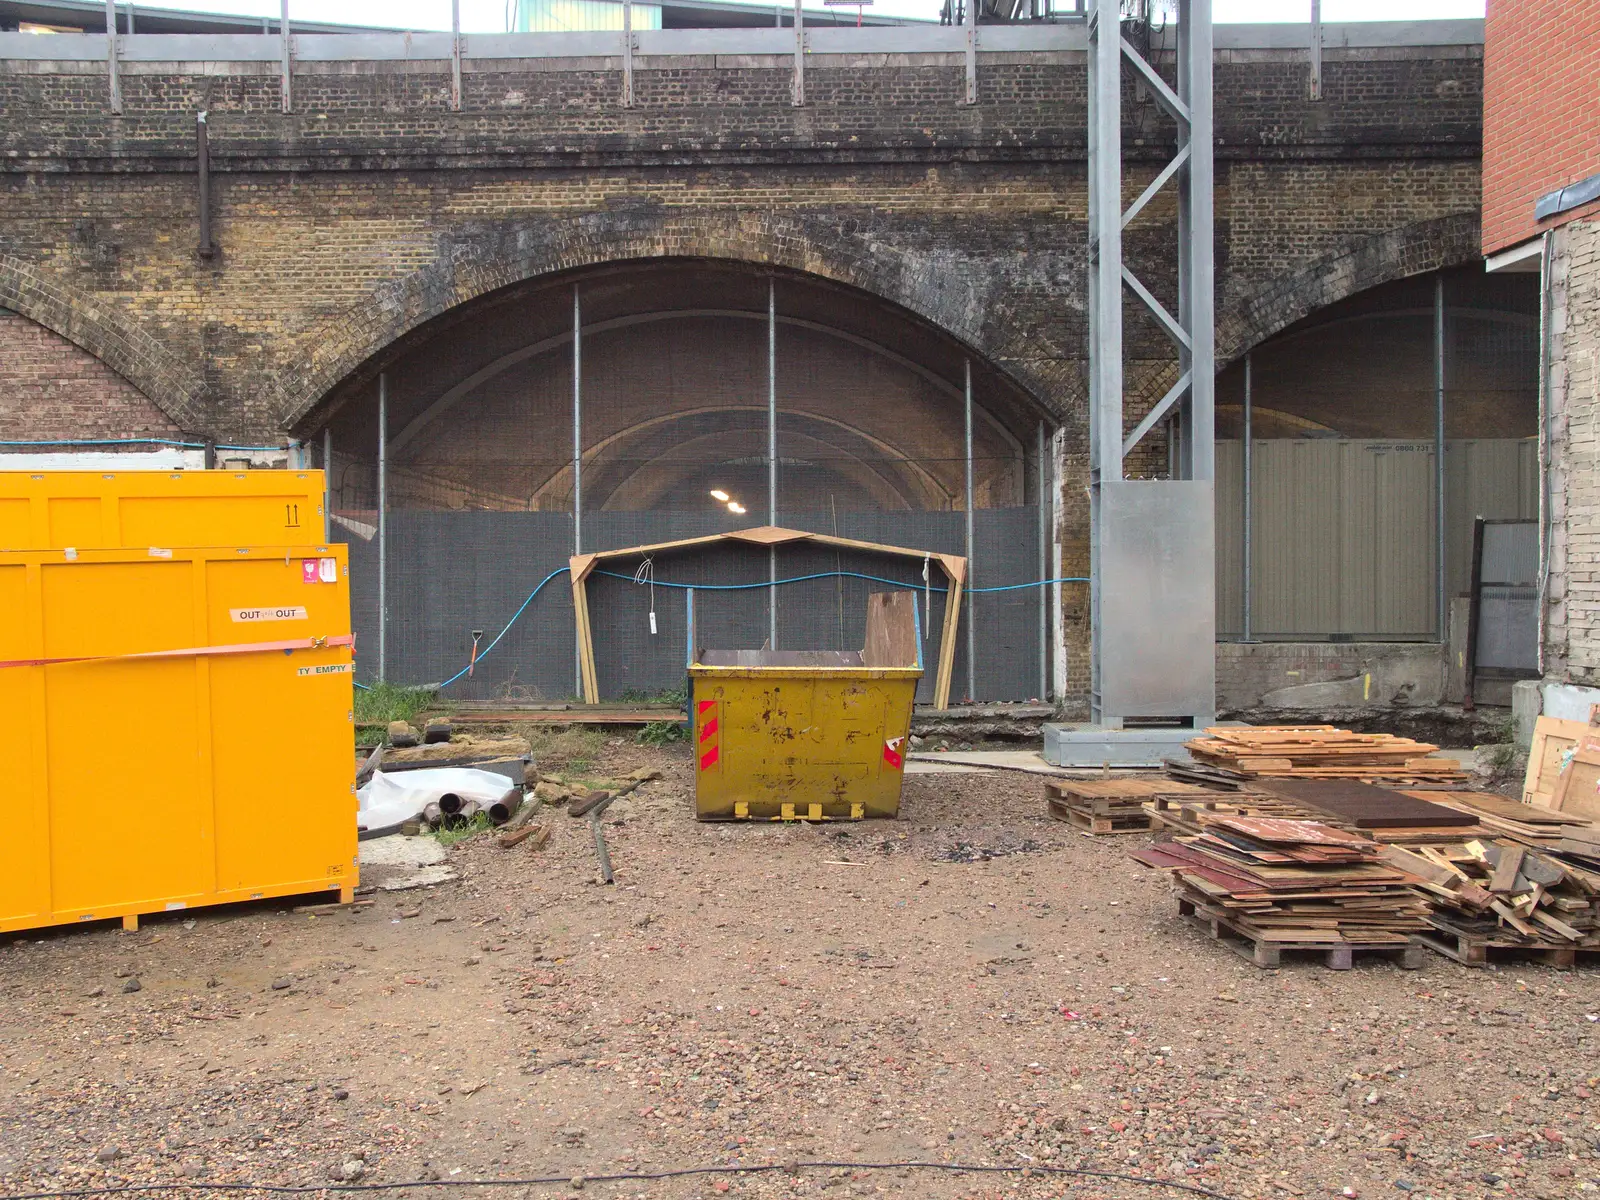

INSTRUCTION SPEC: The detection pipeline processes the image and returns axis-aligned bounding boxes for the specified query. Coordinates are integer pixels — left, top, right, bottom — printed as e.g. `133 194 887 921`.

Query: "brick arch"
1218 212 1482 366
273 209 1023 430
0 254 208 431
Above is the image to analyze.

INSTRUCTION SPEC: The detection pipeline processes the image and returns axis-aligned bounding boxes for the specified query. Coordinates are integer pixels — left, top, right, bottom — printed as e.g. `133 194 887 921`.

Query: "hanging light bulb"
728 502 746 514
709 489 730 502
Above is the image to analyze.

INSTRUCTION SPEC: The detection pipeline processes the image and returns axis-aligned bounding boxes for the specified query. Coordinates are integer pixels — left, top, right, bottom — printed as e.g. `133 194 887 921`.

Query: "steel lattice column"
1086 0 1216 729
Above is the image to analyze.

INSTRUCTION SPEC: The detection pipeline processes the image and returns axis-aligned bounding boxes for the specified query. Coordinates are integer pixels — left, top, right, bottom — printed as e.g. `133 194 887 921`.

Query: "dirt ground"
2 739 1599 1200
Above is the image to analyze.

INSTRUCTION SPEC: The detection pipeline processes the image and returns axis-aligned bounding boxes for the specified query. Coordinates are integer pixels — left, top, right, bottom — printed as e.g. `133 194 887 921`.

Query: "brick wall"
0 309 180 442
1482 0 1600 254
1545 217 1600 682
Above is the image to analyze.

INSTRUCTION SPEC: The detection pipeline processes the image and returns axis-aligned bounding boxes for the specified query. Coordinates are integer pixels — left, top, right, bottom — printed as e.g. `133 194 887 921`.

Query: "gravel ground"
2 739 1599 1200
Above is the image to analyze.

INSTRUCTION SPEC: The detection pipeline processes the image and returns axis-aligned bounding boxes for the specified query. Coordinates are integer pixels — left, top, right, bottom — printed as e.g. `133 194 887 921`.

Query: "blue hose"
357 567 1088 692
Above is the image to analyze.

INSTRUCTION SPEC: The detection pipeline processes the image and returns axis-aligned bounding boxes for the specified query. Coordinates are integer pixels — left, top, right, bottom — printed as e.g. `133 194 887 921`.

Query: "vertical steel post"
450 0 462 111
1037 420 1048 701
622 0 634 107
1242 351 1253 642
1435 272 1446 642
1179 0 1215 481
1086 0 1122 724
1308 0 1322 101
768 278 778 648
573 285 583 696
964 358 976 704
104 0 121 113
126 1 134 32
279 0 292 113
377 373 388 684
791 0 804 106
963 0 977 105
322 426 332 542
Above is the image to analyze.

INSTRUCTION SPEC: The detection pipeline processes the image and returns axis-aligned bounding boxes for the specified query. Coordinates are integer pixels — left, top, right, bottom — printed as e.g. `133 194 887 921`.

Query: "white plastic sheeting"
357 767 515 832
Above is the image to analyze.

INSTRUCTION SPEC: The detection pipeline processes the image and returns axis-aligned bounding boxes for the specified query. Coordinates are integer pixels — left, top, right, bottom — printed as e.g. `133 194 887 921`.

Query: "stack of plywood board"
1182 726 1467 784
1132 817 1429 969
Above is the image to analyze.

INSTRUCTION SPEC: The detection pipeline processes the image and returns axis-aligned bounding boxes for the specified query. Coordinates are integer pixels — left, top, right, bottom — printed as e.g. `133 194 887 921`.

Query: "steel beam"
377 372 388 684
279 0 291 113
768 278 778 648
323 426 332 542
964 357 976 704
621 0 634 106
791 0 804 106
1434 272 1446 642
1308 0 1322 100
573 284 584 696
1242 351 1253 642
450 0 462 110
104 0 121 112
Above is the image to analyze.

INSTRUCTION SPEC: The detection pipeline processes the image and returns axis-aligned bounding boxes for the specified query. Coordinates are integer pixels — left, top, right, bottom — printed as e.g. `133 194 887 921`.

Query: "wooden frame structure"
569 525 967 710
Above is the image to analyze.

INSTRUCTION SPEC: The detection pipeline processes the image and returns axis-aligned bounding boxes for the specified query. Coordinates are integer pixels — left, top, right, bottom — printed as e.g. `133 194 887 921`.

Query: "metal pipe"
279 0 291 113
1434 272 1446 642
322 426 332 542
573 284 583 697
1537 231 1552 676
964 358 975 704
963 0 977 105
621 0 634 106
1037 420 1047 701
126 1 133 32
450 0 462 110
196 111 216 260
1308 0 1322 101
768 277 778 648
488 786 523 825
1242 350 1252 642
104 0 121 113
791 0 804 105
1050 427 1064 702
377 372 388 684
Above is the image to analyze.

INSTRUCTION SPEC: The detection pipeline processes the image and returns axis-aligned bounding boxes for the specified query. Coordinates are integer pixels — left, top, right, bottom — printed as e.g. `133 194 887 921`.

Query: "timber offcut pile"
1180 725 1467 784
1133 816 1429 968
1385 837 1600 967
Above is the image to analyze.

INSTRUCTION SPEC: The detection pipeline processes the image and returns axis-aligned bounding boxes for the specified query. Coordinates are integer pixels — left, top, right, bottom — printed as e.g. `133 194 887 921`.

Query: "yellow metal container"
689 592 923 821
0 543 356 935
0 469 325 550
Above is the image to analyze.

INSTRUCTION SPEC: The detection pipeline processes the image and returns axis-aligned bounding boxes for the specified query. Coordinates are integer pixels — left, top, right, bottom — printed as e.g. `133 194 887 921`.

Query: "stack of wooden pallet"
1132 816 1429 969
1384 839 1600 967
1181 725 1468 783
1043 777 1214 834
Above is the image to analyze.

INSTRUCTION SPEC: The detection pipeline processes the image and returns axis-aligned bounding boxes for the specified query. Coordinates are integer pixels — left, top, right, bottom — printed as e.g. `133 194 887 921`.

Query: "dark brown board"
1256 778 1476 830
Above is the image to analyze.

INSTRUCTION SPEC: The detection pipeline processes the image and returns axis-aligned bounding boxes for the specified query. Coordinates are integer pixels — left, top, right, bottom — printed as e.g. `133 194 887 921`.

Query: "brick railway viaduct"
0 20 1492 705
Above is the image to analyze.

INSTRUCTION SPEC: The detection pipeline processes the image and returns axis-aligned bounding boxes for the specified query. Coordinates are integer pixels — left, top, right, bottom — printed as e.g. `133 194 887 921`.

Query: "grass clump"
355 682 438 730
525 726 606 772
432 812 492 847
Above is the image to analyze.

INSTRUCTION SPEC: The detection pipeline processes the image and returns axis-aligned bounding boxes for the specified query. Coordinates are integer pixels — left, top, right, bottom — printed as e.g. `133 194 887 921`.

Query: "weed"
432 812 492 847
638 720 687 746
355 682 438 734
524 726 606 772
616 685 688 708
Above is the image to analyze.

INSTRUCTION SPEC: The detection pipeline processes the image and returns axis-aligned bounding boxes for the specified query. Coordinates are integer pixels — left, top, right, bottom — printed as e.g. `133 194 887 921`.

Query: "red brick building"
1481 0 1600 258
1482 1 1600 705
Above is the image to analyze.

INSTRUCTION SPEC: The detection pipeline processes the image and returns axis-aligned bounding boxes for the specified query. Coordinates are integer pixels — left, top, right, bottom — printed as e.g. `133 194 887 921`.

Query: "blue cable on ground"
356 567 1087 693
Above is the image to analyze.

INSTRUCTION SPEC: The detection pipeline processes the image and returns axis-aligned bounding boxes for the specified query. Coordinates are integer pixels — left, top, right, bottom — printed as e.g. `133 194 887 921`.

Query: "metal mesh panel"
334 506 1045 703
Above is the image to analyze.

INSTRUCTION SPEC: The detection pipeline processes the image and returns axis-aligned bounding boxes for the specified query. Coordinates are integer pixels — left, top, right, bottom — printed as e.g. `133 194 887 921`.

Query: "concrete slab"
357 835 458 891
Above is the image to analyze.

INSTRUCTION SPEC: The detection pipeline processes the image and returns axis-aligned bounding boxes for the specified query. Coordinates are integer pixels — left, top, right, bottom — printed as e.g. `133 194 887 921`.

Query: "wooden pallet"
1177 897 1424 970
1415 917 1600 969
1048 798 1156 834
